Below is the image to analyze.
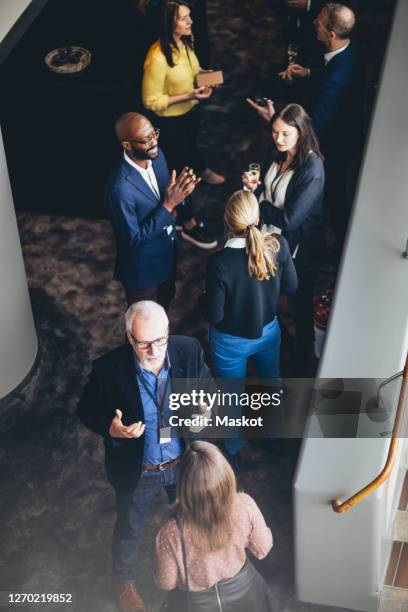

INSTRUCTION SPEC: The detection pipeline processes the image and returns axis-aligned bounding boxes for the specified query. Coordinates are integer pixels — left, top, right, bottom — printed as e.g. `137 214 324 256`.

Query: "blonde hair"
224 190 280 281
175 442 237 553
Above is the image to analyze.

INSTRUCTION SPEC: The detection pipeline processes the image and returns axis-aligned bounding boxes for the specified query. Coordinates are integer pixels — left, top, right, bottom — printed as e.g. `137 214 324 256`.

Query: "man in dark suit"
105 112 201 311
282 0 327 66
77 300 211 612
250 3 364 252
282 4 363 153
282 3 364 251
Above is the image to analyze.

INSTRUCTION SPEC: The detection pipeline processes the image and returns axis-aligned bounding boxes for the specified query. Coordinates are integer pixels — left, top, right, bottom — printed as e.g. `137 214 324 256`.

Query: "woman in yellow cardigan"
142 1 225 188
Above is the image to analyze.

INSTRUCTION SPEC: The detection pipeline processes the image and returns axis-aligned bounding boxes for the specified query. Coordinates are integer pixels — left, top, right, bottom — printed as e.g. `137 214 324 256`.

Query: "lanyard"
270 163 289 203
138 369 171 428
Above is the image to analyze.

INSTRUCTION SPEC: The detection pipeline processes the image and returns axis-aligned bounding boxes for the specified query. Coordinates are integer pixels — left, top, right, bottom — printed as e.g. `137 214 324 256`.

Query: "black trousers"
124 264 176 312
292 262 316 368
324 158 349 253
155 109 206 224
155 108 206 175
324 151 362 255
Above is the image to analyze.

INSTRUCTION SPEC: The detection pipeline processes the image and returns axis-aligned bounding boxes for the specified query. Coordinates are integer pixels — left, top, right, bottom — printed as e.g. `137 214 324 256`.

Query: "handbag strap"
176 517 192 612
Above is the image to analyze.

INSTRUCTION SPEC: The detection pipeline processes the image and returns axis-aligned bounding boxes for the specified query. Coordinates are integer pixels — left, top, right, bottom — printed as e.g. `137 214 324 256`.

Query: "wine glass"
287 43 299 66
243 163 261 191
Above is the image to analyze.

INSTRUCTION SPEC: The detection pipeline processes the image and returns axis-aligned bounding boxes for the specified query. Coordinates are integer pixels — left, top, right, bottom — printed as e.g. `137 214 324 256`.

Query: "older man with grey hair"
77 300 210 612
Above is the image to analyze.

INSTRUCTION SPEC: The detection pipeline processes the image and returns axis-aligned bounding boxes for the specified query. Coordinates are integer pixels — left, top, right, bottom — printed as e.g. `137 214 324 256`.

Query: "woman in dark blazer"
203 189 297 378
244 103 325 373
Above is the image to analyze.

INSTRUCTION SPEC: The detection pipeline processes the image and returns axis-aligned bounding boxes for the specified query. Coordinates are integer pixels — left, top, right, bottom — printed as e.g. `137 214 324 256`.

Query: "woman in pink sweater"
154 441 274 611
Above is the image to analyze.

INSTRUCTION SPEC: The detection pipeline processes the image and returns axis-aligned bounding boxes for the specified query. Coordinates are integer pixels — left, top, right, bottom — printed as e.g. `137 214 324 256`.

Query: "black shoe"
181 222 218 250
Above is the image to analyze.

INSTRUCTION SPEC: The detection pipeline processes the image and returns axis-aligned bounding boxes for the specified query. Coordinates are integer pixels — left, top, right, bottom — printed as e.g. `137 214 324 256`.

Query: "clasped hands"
109 409 146 439
163 166 201 212
278 64 310 81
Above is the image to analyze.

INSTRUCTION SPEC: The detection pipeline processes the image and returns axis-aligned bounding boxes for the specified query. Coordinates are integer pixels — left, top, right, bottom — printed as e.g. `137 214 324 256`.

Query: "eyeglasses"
128 128 160 147
130 332 168 350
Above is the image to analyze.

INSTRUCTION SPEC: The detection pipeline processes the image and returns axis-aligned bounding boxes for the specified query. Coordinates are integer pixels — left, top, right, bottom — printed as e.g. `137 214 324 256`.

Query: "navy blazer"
77 336 211 493
105 149 176 289
311 41 364 158
259 152 325 269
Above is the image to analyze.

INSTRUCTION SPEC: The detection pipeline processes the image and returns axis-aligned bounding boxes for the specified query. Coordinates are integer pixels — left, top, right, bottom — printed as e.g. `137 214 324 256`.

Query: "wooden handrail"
331 353 408 513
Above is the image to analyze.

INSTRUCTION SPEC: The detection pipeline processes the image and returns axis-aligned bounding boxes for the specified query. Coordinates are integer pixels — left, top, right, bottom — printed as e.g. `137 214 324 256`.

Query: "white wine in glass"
248 163 260 190
243 163 260 191
287 43 299 66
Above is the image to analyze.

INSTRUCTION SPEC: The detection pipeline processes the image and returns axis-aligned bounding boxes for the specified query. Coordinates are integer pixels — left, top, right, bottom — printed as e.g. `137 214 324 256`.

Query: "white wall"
294 0 408 609
0 1 42 398
0 0 48 64
0 128 38 398
0 0 32 44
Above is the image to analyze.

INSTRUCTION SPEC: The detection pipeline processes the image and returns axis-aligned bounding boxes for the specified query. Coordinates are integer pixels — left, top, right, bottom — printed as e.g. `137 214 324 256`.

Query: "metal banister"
331 353 408 513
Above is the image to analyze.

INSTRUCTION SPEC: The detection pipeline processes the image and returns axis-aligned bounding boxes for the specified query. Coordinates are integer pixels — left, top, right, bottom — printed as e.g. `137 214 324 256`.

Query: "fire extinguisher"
313 289 333 359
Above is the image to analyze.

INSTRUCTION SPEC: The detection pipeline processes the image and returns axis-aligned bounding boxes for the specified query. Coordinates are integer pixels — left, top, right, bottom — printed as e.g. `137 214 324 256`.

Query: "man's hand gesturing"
109 409 146 439
163 167 201 213
279 64 310 80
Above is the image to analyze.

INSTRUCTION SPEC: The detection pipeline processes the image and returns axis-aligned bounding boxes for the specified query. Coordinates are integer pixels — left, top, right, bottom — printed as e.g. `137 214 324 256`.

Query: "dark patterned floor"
0 1 395 611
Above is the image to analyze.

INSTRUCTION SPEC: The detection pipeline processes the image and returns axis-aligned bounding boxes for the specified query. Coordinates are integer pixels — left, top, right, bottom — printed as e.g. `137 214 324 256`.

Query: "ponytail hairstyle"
159 1 195 67
224 190 280 281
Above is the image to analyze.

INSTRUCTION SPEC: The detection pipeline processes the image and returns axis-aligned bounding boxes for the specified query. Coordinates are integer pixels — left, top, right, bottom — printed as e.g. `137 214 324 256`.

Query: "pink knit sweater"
154 492 273 591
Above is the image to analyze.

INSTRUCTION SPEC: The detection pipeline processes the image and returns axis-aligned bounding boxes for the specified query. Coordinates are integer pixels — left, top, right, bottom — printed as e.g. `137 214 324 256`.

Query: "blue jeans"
112 463 179 582
209 319 281 455
209 318 281 379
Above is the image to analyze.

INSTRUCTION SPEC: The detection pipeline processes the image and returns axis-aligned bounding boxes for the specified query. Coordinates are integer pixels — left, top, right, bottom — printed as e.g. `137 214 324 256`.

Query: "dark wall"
0 0 156 218
0 0 211 218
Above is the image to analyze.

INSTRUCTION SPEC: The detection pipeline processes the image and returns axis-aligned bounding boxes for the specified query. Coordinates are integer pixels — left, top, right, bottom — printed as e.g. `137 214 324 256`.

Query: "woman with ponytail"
203 190 298 380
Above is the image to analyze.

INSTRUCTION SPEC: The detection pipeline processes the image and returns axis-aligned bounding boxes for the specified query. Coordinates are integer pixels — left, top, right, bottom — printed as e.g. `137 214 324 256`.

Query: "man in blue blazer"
77 300 211 612
105 112 200 310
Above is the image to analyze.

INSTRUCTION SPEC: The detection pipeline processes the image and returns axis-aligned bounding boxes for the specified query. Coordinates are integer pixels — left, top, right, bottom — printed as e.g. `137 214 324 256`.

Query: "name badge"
166 225 174 236
160 426 171 444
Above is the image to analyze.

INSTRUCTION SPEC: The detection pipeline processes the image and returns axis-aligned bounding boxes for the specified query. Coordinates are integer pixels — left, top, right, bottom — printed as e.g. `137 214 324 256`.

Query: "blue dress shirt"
134 354 183 465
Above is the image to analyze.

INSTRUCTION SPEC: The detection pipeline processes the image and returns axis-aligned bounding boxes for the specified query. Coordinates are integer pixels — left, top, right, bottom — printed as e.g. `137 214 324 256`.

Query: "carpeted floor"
0 1 395 611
